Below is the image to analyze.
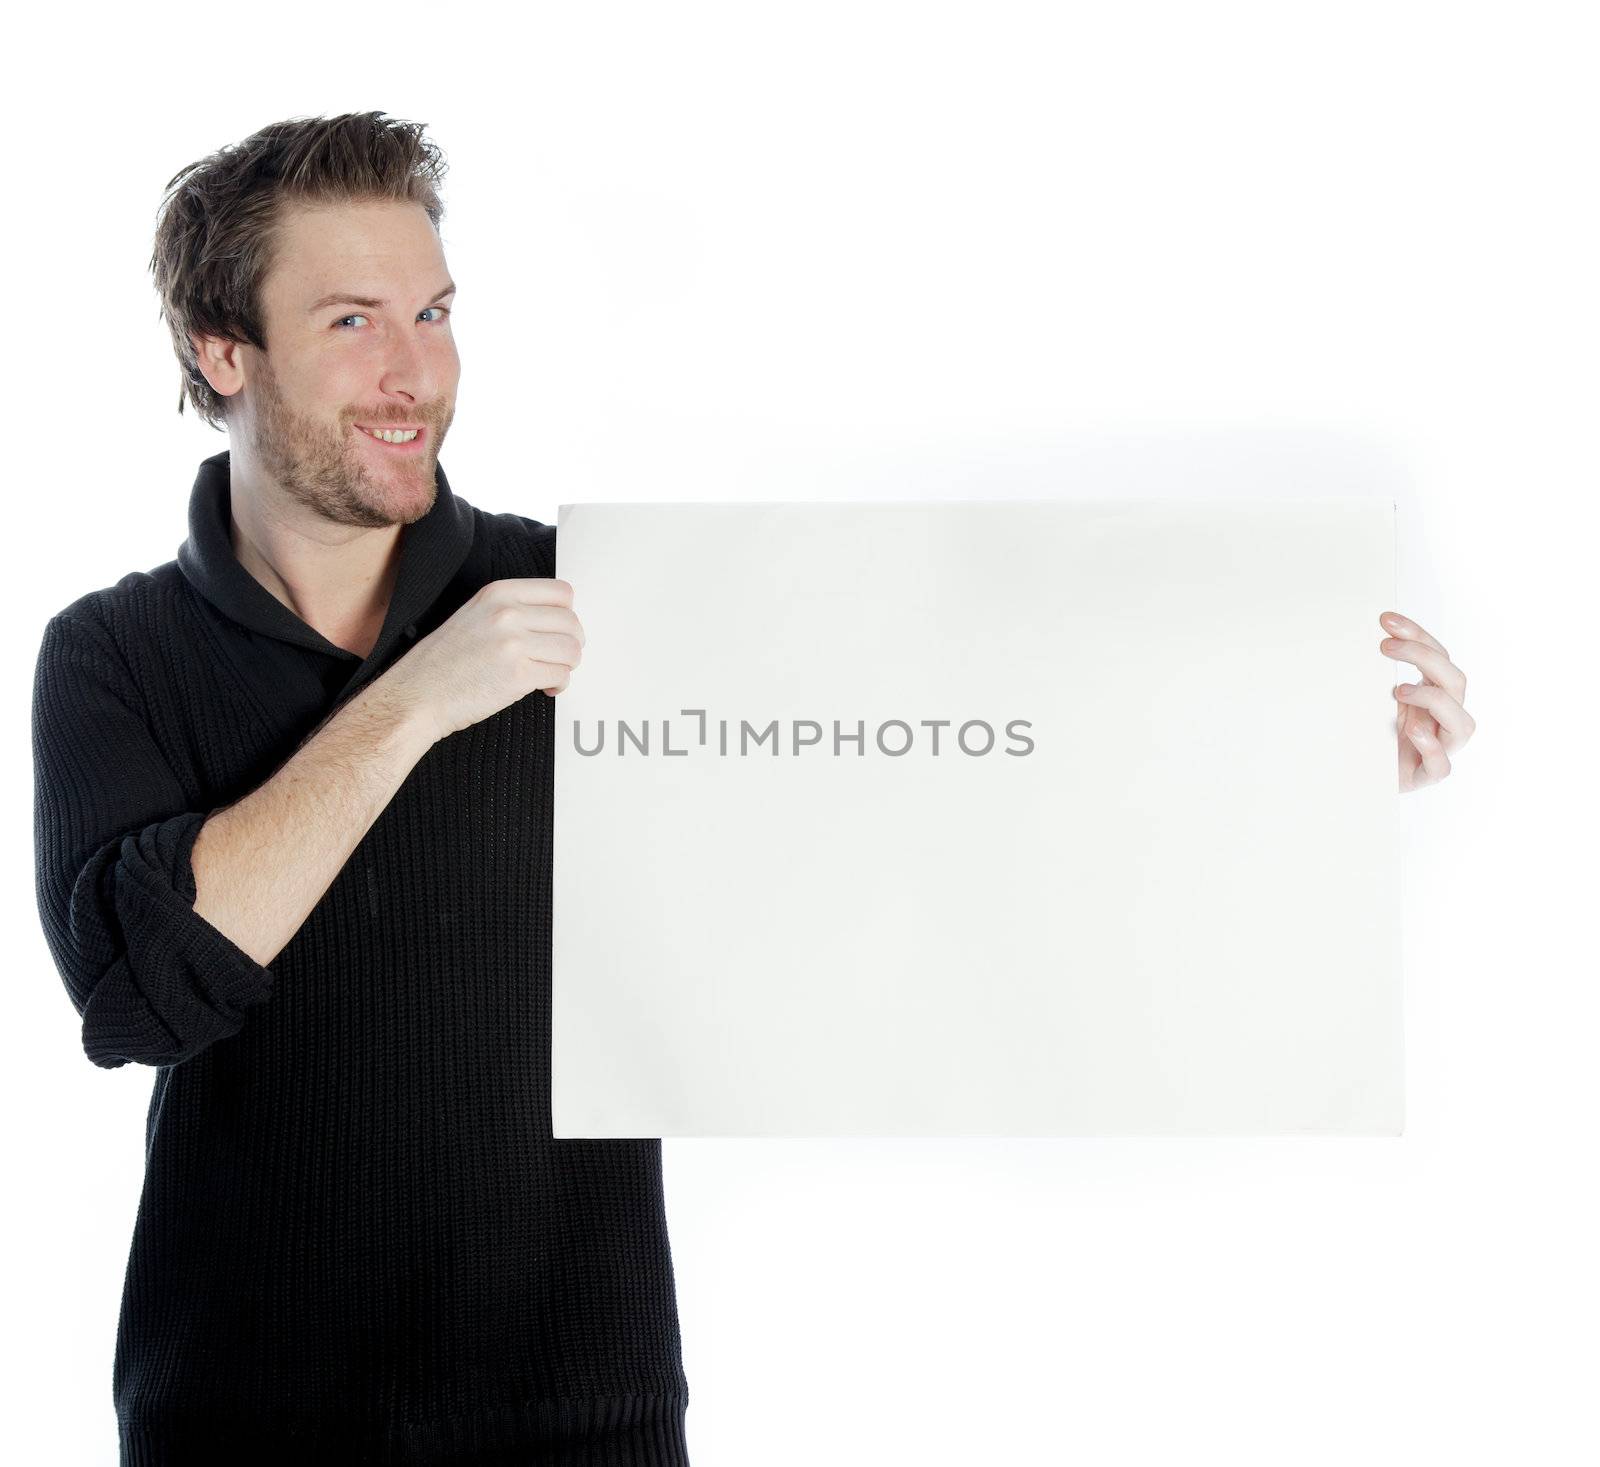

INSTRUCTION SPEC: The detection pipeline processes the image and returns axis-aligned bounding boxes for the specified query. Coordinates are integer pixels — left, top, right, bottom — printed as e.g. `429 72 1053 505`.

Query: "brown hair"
149 111 448 432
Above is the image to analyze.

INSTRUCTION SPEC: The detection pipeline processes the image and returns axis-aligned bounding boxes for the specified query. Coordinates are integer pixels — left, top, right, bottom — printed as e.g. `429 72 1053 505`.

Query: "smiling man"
31 112 691 1465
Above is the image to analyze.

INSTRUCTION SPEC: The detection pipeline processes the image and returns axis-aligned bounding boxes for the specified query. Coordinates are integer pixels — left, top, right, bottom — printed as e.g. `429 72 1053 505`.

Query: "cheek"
317 365 373 424
294 357 351 406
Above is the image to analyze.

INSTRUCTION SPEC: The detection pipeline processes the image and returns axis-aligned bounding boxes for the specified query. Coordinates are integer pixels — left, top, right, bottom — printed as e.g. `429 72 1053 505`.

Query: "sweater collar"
177 448 476 660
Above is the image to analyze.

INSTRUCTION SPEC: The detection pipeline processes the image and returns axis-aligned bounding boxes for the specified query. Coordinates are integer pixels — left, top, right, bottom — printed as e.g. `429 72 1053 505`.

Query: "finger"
1379 611 1448 659
525 632 583 671
1388 697 1427 790
1393 683 1476 752
1397 705 1424 792
1395 723 1420 783
1381 636 1467 704
505 604 586 647
1406 713 1452 785
484 577 576 608
529 661 572 693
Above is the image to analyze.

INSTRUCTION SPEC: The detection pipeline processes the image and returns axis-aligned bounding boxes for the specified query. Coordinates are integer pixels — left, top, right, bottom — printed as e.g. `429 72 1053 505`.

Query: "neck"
226 450 404 659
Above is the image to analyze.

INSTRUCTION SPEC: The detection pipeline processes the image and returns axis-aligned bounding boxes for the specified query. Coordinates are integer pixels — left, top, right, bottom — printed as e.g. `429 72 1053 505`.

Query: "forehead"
265 199 448 305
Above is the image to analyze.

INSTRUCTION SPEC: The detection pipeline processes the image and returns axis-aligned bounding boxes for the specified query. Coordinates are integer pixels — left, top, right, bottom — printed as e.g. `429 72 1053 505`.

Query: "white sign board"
551 500 1400 1136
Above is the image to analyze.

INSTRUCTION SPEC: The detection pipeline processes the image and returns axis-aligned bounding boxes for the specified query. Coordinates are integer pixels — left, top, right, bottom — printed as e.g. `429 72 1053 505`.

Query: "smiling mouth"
354 423 427 449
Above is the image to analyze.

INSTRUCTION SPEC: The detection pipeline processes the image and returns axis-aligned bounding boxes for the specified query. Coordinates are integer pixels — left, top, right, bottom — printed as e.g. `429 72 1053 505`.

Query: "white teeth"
361 426 420 444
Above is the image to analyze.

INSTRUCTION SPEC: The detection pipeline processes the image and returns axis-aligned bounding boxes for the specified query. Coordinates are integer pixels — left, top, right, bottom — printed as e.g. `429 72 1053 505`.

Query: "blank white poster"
551 499 1400 1137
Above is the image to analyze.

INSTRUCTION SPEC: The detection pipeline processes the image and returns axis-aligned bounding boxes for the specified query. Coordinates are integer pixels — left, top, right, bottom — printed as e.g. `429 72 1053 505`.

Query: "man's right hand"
382 577 586 747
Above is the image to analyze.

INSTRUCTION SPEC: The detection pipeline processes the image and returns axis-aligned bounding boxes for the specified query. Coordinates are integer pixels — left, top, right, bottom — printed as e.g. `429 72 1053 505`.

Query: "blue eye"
332 307 452 329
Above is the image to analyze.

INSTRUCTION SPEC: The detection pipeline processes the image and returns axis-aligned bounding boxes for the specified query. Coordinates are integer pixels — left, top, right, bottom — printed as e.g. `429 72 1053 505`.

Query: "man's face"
232 198 460 528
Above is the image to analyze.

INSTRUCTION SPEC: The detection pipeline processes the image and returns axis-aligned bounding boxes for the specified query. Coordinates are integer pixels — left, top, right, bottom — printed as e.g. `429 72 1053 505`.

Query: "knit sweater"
30 449 692 1466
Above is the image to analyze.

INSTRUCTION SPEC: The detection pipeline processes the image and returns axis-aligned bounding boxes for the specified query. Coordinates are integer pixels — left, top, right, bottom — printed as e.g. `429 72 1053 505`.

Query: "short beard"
248 356 439 529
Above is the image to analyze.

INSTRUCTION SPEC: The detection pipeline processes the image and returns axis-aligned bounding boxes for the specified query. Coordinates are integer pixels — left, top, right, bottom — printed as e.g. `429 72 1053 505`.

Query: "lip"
353 423 428 455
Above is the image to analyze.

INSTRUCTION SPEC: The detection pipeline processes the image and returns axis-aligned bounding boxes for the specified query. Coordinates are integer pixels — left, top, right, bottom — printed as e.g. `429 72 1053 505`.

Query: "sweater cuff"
163 809 277 1012
79 811 275 1068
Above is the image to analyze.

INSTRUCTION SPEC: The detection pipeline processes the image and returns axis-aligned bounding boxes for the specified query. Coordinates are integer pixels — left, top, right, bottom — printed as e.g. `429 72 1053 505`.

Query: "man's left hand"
1380 611 1475 792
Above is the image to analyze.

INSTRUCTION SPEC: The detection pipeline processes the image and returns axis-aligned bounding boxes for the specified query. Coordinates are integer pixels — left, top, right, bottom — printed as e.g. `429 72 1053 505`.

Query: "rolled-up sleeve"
31 612 275 1069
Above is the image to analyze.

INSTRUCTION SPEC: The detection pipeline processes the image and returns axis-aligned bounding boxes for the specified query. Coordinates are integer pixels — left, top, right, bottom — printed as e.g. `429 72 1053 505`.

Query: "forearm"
191 680 437 967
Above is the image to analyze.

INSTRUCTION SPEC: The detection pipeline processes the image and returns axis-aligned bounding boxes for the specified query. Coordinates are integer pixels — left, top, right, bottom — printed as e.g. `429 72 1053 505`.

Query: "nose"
374 322 450 408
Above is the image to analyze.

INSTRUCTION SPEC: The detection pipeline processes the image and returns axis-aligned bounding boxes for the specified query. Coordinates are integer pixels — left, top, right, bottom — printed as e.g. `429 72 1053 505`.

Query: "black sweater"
30 450 692 1466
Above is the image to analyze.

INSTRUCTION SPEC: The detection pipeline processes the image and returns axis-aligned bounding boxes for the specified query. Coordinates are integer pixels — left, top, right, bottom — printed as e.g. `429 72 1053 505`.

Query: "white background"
3 3 1594 1463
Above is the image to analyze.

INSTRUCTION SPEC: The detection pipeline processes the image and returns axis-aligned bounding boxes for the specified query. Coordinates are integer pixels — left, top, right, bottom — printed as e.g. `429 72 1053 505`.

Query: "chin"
392 477 439 524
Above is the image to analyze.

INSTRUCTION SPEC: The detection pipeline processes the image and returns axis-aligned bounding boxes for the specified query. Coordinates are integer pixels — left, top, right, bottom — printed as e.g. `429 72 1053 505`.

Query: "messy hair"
149 111 447 432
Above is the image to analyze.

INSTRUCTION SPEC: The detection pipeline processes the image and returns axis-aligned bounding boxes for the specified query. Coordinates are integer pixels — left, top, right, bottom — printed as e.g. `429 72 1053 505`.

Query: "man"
31 112 691 1465
32 106 1477 1467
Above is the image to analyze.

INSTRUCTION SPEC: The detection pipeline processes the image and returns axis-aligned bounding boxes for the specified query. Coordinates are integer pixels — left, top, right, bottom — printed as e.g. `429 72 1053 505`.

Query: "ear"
191 331 249 402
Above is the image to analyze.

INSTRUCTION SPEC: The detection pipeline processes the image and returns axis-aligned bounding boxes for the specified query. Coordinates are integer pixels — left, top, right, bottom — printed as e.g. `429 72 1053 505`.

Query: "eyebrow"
307 282 457 314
